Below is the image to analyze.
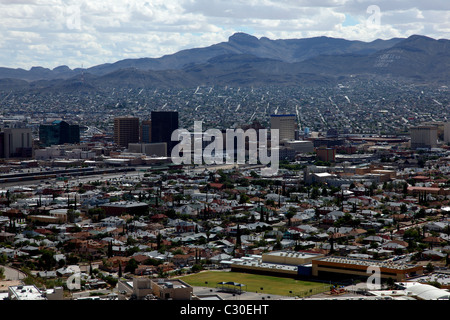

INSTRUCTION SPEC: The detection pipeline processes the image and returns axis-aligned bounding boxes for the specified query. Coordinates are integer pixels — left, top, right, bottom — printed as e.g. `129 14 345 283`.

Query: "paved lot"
1 266 26 281
193 286 293 300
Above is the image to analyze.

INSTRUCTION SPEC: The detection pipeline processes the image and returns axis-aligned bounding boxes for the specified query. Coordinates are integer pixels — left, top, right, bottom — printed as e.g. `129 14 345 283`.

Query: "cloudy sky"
0 0 448 69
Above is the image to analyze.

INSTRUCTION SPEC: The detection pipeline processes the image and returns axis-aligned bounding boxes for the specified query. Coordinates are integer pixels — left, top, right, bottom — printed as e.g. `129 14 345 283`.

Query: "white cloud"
0 0 447 69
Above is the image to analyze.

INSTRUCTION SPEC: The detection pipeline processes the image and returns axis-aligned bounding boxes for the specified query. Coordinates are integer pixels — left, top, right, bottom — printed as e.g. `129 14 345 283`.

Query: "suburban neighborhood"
1 124 449 302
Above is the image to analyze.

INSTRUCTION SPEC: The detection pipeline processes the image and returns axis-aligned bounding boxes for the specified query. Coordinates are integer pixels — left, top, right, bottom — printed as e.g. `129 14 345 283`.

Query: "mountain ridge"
0 33 409 80
0 33 448 90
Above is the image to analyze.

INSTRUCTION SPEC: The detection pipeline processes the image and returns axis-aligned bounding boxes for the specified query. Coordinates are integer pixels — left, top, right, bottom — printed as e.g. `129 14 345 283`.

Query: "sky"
0 0 448 69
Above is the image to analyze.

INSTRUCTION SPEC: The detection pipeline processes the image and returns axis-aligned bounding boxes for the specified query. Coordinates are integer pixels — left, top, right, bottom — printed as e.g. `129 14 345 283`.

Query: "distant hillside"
0 33 404 81
0 33 448 91
291 35 450 82
84 33 404 76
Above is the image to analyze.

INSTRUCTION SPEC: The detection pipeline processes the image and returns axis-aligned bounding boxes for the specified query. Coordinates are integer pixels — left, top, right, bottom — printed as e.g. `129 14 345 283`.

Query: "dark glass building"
39 120 80 147
140 120 151 143
151 111 178 154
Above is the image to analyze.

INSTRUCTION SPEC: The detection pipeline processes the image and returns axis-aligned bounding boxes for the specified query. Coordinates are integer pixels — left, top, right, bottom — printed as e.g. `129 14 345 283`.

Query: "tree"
124 258 138 274
402 183 408 196
310 187 320 199
386 277 395 289
239 193 249 204
285 207 296 227
236 224 242 247
39 250 56 270
400 204 407 214
156 232 162 250
191 264 203 273
67 209 76 223
273 240 282 250
107 241 113 258
329 236 335 254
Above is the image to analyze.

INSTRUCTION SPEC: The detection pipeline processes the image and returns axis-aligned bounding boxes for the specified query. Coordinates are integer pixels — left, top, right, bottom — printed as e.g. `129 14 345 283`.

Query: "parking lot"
192 286 292 300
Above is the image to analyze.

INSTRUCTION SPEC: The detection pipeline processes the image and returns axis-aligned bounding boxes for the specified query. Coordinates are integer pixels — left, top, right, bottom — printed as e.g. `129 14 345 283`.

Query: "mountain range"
0 33 448 91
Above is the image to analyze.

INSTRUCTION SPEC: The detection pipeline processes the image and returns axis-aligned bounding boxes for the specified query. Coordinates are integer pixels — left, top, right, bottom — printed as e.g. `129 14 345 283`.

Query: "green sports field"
178 271 329 297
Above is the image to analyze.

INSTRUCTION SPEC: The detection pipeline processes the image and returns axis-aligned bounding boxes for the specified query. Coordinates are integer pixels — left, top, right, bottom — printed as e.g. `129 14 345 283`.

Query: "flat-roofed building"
118 277 194 300
311 256 424 282
283 140 314 153
118 277 153 300
263 251 324 265
8 285 46 300
151 111 178 155
114 117 140 148
444 122 450 144
128 142 167 157
316 147 336 162
270 114 296 142
39 120 79 147
410 125 437 149
2 127 33 158
140 120 151 143
230 250 325 278
100 201 149 216
151 278 193 300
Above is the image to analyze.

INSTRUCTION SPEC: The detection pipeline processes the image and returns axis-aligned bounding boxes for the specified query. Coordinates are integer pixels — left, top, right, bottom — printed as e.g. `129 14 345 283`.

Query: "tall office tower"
151 111 178 155
444 122 450 144
410 125 438 149
113 117 140 148
270 114 296 142
140 120 151 143
2 128 33 158
39 120 80 147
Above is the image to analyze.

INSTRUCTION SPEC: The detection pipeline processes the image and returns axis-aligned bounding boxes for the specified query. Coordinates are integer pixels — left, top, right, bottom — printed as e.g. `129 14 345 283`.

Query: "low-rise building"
100 201 149 216
231 250 325 278
118 277 193 300
151 278 193 300
311 256 424 282
8 285 46 300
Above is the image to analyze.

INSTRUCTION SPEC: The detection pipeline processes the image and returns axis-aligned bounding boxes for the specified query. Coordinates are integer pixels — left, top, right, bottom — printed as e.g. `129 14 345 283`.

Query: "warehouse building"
311 256 424 282
230 250 325 278
231 250 424 283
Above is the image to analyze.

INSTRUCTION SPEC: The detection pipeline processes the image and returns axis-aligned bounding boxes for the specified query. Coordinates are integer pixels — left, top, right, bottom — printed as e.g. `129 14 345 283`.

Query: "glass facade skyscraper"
151 111 178 155
39 120 80 147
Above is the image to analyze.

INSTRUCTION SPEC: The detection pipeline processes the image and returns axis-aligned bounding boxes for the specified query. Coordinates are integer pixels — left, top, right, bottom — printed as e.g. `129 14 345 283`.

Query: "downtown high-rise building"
410 125 438 149
39 120 80 147
113 117 140 148
140 120 151 143
0 127 33 158
270 114 297 142
444 122 450 144
151 111 178 155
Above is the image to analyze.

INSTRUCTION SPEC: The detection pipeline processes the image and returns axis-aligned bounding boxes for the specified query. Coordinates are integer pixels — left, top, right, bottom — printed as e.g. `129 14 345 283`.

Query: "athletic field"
179 271 329 297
